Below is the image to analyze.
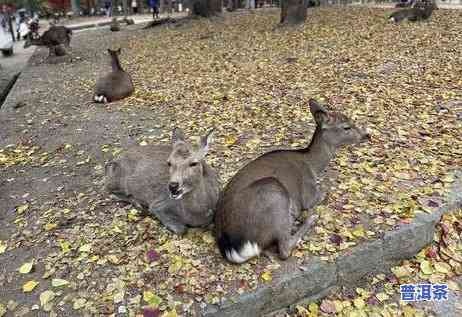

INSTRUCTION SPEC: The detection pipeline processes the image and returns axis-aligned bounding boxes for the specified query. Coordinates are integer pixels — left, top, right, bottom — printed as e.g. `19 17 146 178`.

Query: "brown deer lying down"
105 128 220 234
24 25 72 56
110 18 121 32
389 1 436 23
215 99 371 264
94 48 134 103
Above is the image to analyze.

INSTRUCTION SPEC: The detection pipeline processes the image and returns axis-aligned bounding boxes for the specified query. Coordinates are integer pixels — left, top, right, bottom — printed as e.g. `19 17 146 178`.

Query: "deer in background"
94 48 134 103
110 18 121 31
389 0 437 23
215 99 371 264
24 25 72 56
105 128 220 235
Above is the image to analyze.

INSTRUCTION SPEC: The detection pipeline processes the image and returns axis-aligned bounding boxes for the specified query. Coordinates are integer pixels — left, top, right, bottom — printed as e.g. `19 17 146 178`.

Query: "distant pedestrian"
149 0 159 19
132 0 138 14
105 1 112 17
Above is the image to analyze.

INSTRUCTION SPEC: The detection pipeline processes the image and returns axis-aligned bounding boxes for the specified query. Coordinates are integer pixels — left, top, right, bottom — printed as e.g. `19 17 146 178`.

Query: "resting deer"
215 99 371 264
389 0 436 23
123 17 135 25
94 48 134 103
110 18 121 32
105 128 220 234
24 25 72 56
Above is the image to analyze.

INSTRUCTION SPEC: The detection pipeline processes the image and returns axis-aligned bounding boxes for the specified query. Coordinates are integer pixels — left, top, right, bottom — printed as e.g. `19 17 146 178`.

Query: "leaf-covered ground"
1 6 461 317
291 209 462 317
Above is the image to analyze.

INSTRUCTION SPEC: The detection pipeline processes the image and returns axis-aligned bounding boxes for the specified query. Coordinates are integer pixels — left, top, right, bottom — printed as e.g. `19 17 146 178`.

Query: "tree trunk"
280 0 307 25
122 0 129 17
71 0 80 15
190 0 222 17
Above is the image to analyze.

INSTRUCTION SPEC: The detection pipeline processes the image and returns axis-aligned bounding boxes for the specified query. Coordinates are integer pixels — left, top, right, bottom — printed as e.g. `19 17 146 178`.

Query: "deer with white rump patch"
105 128 220 234
94 48 134 103
215 99 371 263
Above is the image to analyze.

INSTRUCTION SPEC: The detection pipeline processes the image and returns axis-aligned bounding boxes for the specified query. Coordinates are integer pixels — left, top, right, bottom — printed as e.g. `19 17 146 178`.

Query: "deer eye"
190 162 199 167
343 126 352 130
167 161 171 167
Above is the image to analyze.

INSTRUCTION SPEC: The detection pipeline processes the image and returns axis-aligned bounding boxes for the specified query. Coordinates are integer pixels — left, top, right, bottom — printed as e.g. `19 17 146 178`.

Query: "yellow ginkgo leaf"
40 290 55 307
353 297 365 309
420 260 433 275
0 241 7 254
44 223 57 231
19 261 34 274
16 204 29 214
23 280 39 292
434 262 451 274
51 278 69 288
260 271 272 282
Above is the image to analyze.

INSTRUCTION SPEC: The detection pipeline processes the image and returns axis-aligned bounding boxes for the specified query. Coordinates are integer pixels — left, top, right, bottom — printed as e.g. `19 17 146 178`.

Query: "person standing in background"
132 0 138 14
149 0 159 19
105 1 112 17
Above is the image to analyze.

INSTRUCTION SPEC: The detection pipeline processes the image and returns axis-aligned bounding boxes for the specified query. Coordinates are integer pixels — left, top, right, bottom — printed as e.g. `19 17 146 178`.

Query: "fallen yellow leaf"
23 280 39 292
260 271 272 282
19 261 34 274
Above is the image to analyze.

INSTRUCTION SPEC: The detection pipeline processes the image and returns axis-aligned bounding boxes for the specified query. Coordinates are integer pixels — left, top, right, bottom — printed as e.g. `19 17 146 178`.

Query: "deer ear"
117 48 122 54
197 128 215 159
107 48 112 54
172 127 186 144
309 99 329 127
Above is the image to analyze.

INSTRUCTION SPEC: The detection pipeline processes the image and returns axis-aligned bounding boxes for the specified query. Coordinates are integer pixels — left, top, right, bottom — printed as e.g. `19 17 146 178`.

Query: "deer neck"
111 55 123 72
182 177 206 205
302 127 336 179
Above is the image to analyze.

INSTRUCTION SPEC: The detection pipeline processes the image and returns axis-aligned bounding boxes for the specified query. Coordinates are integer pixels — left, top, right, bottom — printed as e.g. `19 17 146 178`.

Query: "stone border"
202 171 462 317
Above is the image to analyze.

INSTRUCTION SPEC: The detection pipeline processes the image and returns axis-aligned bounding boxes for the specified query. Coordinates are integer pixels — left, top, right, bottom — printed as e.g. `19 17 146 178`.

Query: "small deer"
24 25 72 56
94 48 134 103
105 128 220 234
123 17 135 25
110 18 121 32
389 1 436 23
215 99 371 264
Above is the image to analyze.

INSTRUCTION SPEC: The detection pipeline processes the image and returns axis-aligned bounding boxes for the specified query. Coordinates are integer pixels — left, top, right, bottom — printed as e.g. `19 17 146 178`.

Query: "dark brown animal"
24 26 72 56
110 18 121 32
389 1 436 23
215 99 370 263
94 48 134 103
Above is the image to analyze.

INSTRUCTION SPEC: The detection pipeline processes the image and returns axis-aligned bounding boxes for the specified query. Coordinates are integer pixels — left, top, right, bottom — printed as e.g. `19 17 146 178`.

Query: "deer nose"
168 182 180 193
361 130 371 142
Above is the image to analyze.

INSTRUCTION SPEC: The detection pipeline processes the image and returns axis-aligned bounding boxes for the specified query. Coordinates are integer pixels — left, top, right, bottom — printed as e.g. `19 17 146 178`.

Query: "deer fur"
110 18 121 32
105 128 220 235
24 25 72 55
215 99 371 264
389 1 436 23
94 48 134 103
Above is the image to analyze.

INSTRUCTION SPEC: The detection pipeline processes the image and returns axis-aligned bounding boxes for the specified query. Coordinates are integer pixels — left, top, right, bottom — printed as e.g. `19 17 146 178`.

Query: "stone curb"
202 171 462 317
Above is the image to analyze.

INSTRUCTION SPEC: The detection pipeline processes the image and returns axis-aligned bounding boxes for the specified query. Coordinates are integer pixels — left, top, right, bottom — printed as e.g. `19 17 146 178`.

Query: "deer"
215 99 371 264
94 48 134 103
123 17 135 25
105 128 220 235
110 18 121 32
389 0 436 23
24 25 72 56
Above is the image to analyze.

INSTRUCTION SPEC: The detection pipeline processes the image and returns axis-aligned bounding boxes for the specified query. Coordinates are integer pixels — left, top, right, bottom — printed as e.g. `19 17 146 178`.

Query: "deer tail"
217 233 261 264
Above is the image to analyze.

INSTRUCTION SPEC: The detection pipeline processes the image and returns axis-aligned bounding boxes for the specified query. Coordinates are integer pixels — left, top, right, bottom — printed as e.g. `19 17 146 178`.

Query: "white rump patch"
225 241 261 264
94 95 108 103
390 17 395 22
